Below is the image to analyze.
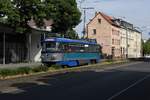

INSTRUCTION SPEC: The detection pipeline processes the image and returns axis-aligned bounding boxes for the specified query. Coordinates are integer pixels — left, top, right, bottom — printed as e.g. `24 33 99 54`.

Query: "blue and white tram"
41 38 101 67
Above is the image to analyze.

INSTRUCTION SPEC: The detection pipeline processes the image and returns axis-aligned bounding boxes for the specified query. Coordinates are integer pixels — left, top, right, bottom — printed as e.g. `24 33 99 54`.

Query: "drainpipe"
126 28 128 59
3 32 5 64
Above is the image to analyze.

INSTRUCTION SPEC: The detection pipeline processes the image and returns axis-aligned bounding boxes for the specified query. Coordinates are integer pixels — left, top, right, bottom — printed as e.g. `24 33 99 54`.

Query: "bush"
0 67 33 77
0 69 18 77
16 67 32 74
32 66 49 72
106 59 113 62
50 64 62 69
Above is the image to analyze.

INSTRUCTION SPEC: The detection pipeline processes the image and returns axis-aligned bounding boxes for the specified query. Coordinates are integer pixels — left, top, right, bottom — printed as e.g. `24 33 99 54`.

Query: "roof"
87 12 120 27
28 19 53 31
44 38 97 45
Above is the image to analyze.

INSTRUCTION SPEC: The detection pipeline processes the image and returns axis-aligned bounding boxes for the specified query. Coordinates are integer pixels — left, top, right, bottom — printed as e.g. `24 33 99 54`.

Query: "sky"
75 0 150 39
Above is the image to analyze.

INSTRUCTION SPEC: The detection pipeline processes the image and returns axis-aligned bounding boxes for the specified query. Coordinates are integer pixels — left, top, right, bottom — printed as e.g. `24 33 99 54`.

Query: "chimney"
95 12 99 16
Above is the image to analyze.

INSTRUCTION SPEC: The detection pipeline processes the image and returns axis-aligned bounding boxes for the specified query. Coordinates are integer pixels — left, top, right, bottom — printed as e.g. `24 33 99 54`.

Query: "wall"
111 26 121 57
120 28 142 58
87 14 112 56
26 30 42 62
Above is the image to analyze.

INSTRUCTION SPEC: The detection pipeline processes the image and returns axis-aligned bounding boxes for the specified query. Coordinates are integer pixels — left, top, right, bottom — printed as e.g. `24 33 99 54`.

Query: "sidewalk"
0 63 42 69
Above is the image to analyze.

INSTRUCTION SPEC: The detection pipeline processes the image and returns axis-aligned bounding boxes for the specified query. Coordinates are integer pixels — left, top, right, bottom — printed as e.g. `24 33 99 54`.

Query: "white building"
120 22 142 58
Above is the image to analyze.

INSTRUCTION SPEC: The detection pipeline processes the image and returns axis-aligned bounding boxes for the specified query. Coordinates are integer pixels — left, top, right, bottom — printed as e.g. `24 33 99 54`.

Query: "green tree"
0 0 81 35
44 0 81 35
143 39 150 55
64 29 79 39
0 0 15 23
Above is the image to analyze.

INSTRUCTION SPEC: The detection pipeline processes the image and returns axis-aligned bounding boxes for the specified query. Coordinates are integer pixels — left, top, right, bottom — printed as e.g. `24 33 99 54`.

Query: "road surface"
0 62 150 100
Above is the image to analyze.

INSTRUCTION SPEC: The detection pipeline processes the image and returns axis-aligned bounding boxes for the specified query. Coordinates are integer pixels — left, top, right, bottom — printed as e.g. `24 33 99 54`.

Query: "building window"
93 29 97 35
112 39 114 44
98 19 101 24
112 47 115 57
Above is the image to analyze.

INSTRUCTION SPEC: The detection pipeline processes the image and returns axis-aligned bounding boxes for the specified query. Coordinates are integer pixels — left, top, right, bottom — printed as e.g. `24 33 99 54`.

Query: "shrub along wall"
0 66 49 77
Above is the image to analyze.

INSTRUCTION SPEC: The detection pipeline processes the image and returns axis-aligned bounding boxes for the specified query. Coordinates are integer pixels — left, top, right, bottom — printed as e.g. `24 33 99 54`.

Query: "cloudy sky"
75 0 150 39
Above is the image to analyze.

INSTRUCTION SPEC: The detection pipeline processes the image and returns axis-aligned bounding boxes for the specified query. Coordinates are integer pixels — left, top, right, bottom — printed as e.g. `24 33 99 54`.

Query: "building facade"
86 12 142 58
86 12 121 58
0 19 52 64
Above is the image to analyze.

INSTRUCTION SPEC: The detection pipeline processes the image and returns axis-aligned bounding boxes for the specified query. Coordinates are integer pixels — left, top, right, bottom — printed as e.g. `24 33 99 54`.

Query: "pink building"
86 12 121 58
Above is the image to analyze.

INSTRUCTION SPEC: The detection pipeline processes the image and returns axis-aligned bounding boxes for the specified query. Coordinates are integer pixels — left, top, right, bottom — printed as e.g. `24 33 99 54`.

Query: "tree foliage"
45 0 81 34
0 0 81 35
143 39 150 55
64 29 79 39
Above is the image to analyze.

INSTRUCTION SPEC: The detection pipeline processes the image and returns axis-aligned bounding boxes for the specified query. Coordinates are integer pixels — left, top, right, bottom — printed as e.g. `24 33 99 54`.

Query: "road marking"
107 74 150 100
0 87 25 94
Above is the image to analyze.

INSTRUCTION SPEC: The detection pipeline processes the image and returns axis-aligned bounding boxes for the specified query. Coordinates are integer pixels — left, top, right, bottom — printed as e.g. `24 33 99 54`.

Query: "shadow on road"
0 62 150 100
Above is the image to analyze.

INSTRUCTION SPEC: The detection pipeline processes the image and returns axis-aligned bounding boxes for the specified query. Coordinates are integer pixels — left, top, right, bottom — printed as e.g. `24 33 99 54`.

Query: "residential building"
86 12 142 58
119 20 142 58
86 12 121 58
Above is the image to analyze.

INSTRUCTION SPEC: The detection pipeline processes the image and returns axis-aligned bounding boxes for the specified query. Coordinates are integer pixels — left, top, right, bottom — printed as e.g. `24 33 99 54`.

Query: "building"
0 24 27 64
86 12 142 58
0 19 53 64
119 20 142 58
86 12 121 58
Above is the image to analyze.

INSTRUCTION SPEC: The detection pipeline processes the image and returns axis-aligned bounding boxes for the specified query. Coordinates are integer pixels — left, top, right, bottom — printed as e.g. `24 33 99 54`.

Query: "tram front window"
45 42 57 52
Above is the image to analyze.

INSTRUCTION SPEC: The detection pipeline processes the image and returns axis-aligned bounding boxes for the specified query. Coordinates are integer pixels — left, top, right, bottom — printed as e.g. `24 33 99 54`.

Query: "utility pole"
78 0 85 10
82 7 94 39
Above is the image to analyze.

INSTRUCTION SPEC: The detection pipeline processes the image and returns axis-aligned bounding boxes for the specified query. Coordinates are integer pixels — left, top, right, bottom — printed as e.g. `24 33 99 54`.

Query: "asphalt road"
0 62 150 100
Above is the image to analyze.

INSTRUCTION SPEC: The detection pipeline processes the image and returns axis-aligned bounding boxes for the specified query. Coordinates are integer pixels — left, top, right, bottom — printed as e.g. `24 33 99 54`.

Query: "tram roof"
44 38 97 45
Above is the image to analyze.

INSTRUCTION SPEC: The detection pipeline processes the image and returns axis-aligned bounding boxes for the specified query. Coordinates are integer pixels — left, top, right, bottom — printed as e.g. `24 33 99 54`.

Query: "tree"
143 39 150 55
64 29 79 39
45 0 81 35
0 0 15 23
0 0 81 35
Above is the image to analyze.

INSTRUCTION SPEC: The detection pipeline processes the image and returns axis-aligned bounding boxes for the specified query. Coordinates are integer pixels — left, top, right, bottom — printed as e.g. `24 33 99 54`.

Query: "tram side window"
88 45 100 53
59 42 85 53
58 42 100 53
68 43 84 52
58 43 74 52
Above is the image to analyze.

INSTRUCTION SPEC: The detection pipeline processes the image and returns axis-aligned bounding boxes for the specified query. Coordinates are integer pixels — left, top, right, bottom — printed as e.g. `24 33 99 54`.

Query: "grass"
0 60 128 78
0 66 48 77
32 66 49 72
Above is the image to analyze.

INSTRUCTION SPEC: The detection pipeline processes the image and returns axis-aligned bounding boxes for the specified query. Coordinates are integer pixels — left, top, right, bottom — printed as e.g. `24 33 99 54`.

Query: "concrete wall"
26 30 42 62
